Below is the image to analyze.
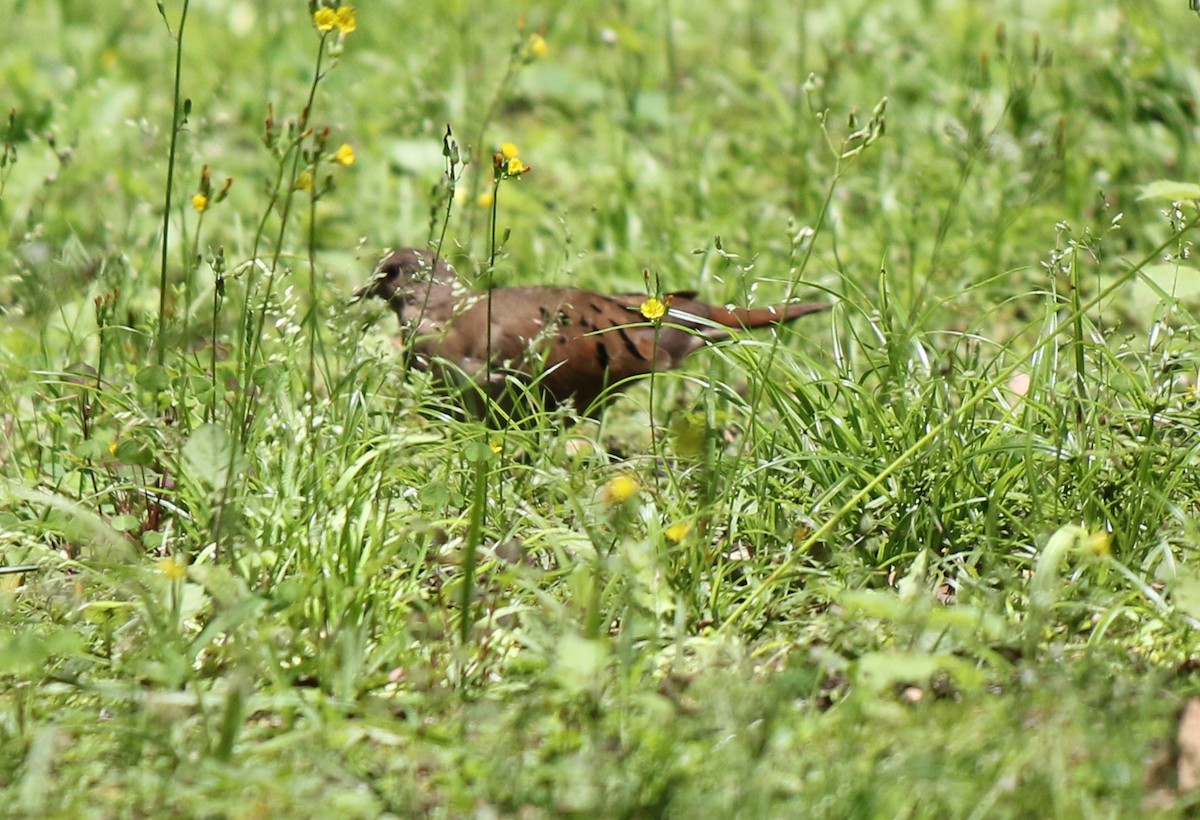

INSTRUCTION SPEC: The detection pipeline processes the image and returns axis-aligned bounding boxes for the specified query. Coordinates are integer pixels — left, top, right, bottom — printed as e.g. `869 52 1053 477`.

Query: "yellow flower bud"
156 556 187 582
665 522 691 542
1087 530 1111 558
602 474 640 505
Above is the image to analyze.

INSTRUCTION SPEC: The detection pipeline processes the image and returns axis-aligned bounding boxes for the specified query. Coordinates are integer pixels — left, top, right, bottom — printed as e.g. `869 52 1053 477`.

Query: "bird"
355 247 831 416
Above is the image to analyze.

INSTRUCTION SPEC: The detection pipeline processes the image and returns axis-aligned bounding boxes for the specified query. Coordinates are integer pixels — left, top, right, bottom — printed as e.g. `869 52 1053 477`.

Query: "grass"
4 0 1200 816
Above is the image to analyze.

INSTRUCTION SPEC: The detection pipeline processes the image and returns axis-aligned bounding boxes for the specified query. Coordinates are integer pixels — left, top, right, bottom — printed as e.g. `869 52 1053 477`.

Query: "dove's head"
353 248 457 309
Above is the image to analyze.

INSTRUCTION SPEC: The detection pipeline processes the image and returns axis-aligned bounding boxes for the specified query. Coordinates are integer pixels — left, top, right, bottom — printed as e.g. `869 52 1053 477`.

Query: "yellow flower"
1087 529 1111 558
334 6 356 34
601 473 640 505
296 170 314 192
333 143 355 166
477 190 495 207
313 7 337 31
639 297 666 321
489 439 503 454
191 193 208 212
156 556 187 582
314 6 355 34
493 143 530 180
528 33 548 58
665 522 691 542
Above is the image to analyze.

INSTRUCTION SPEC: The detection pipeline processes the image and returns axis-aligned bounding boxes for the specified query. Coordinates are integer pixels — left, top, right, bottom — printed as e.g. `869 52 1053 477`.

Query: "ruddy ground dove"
355 247 831 415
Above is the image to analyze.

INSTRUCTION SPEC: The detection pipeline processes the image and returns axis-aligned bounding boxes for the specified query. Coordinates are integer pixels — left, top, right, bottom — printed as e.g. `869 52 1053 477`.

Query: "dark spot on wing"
615 325 647 360
596 341 610 369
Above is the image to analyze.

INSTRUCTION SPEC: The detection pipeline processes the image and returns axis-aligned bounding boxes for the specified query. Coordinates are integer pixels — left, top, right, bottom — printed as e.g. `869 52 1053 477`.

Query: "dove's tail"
698 299 833 328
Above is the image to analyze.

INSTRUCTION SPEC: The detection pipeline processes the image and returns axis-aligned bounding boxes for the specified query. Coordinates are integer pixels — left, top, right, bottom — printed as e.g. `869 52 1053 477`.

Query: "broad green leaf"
135 365 171 391
2 484 132 559
1172 571 1200 621
553 633 609 696
419 482 449 509
0 628 86 676
182 423 243 491
1137 179 1200 201
855 651 984 692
